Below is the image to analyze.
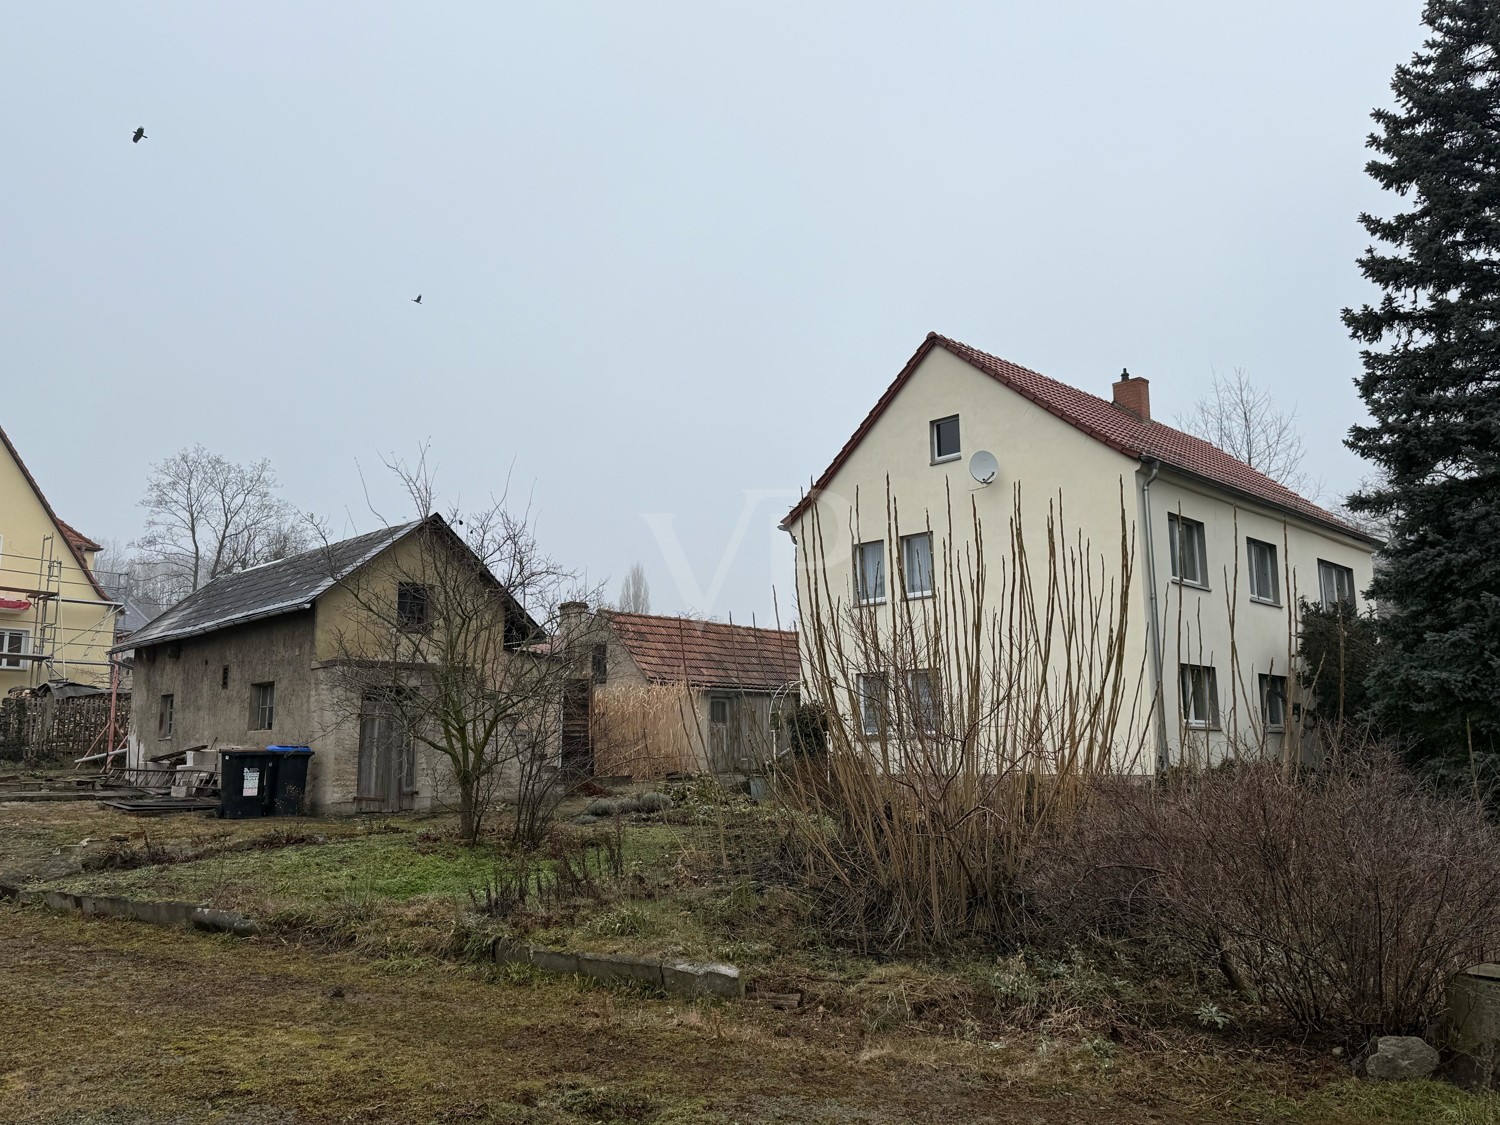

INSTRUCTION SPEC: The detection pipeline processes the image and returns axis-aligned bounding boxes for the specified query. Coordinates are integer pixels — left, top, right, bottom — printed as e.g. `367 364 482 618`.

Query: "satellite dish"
969 450 999 486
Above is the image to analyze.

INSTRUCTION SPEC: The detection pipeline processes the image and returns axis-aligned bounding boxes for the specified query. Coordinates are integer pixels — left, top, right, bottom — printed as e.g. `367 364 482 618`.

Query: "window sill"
931 454 961 466
1172 578 1210 592
1249 597 1282 608
1183 722 1220 731
857 599 887 608
905 590 934 601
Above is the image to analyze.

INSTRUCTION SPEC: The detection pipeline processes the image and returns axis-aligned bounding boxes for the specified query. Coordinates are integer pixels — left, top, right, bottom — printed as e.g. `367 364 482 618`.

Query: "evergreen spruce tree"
1344 0 1500 758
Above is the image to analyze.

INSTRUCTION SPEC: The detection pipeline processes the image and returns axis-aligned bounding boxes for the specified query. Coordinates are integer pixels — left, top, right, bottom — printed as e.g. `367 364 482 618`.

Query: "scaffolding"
0 532 128 765
0 532 118 688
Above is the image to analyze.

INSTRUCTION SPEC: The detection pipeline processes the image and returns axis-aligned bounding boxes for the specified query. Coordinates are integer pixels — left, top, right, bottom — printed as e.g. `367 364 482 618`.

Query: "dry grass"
591 683 702 778
3 905 1494 1124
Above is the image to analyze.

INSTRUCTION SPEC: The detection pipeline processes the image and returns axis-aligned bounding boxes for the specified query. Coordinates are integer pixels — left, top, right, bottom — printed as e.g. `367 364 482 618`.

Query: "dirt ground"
4 905 1493 1125
2 801 1496 1124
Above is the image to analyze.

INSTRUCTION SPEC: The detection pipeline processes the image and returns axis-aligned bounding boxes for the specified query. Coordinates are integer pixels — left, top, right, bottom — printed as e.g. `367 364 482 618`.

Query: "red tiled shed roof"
782 333 1380 546
607 612 799 692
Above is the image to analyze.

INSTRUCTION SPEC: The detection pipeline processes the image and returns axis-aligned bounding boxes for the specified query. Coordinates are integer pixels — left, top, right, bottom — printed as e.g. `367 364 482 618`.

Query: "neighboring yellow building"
0 423 118 694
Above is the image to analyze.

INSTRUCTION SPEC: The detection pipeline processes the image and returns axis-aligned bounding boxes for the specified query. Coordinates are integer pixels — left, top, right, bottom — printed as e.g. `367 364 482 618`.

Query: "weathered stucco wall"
127 612 324 786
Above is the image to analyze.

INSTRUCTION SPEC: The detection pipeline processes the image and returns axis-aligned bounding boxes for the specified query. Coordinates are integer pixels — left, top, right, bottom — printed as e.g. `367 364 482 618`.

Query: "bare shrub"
1044 754 1500 1041
776 484 1148 950
590 683 702 778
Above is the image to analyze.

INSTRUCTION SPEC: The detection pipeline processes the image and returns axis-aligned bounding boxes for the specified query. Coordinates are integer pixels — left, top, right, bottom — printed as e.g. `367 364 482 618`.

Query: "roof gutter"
1138 457 1171 774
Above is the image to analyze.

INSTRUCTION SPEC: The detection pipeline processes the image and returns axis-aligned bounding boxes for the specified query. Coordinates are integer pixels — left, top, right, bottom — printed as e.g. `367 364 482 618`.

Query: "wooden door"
560 679 593 783
708 695 734 774
357 697 414 813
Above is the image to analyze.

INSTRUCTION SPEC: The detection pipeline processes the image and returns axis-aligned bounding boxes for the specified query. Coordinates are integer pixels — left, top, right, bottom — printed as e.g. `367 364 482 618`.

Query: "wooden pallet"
97 798 220 817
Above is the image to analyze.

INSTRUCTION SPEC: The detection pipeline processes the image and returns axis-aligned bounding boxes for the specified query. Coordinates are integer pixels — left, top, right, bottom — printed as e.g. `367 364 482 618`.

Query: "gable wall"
0 435 115 694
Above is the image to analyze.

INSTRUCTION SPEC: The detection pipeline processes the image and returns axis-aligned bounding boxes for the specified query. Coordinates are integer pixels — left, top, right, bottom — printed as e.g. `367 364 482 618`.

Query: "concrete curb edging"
492 938 743 999
0 883 260 937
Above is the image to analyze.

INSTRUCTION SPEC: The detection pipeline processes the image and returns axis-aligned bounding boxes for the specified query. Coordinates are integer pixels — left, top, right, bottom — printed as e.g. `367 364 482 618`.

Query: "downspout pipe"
1139 458 1171 774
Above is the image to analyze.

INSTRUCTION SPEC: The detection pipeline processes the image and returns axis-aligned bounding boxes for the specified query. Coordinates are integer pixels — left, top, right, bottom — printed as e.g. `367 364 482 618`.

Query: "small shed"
558 605 799 778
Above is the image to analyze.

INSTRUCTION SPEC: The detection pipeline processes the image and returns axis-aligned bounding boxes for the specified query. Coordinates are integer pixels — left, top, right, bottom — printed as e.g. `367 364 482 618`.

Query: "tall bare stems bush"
778 484 1147 949
1045 754 1500 1041
590 682 702 778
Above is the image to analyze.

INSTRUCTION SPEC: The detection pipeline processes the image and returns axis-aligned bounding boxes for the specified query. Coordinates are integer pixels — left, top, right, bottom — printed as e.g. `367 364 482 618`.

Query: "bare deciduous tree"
618 561 651 614
135 445 309 600
320 453 592 846
1177 369 1311 494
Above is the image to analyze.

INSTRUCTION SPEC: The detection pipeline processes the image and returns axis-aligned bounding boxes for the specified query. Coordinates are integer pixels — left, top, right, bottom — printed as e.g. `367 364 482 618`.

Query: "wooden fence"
0 691 128 762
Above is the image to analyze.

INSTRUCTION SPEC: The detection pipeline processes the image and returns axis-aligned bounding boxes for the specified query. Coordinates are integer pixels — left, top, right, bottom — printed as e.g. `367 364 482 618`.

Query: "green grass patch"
1246 1077 1500 1124
44 832 500 904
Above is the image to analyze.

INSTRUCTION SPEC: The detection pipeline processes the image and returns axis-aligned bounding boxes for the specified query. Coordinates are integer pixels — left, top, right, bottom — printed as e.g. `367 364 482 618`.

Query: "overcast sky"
2 2 1421 622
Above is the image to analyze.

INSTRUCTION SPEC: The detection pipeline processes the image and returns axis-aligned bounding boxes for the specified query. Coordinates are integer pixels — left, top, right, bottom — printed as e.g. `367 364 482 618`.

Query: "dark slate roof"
111 521 422 652
608 612 799 691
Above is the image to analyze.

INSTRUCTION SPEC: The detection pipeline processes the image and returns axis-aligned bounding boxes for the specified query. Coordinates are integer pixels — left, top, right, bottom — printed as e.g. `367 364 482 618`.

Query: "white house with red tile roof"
781 333 1380 771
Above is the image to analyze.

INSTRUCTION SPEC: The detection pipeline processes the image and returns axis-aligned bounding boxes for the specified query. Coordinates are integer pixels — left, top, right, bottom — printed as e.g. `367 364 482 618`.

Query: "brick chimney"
1112 368 1150 420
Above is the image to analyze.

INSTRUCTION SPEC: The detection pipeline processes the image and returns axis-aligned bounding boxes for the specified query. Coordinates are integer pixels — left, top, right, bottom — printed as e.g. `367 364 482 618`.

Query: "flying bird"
411 294 422 304
132 127 146 143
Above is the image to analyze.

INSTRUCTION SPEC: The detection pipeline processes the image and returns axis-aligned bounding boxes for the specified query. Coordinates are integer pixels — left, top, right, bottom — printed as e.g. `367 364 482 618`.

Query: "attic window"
931 416 960 463
397 582 430 630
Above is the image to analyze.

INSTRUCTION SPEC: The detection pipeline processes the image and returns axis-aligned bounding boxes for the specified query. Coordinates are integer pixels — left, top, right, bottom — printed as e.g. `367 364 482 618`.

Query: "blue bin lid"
265 745 313 754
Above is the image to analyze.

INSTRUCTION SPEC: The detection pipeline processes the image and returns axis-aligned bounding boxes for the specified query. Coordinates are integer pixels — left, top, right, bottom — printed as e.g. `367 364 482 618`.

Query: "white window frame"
900 532 934 599
1259 673 1287 732
1167 512 1208 587
158 693 174 740
1246 537 1280 605
1317 560 1356 611
855 540 886 605
0 628 28 671
857 672 888 737
1180 663 1220 729
906 668 938 735
930 415 961 464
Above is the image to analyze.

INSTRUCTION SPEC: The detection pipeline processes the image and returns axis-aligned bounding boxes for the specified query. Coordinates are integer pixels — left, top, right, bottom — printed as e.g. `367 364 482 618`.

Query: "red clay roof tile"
607 612 799 691
783 333 1378 545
